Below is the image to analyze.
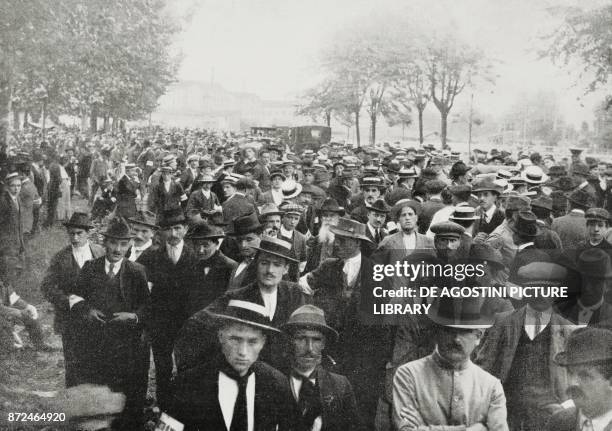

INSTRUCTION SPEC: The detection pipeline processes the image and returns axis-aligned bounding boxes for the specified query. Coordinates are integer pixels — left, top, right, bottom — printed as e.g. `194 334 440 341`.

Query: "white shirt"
218 371 255 431
290 372 317 401
105 258 123 276
578 408 612 431
343 253 362 287
235 259 251 277
72 242 94 268
280 226 294 239
402 231 417 250
577 297 604 326
166 240 184 264
129 240 152 262
483 204 497 223
260 289 277 321
524 305 552 340
271 189 283 206
201 189 211 200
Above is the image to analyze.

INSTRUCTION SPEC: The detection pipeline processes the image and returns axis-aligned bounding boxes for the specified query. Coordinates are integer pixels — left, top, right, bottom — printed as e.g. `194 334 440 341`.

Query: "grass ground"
0 198 157 430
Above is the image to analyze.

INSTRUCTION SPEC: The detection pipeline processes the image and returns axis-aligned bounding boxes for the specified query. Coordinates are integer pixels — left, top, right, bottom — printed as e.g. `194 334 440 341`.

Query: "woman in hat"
185 174 220 224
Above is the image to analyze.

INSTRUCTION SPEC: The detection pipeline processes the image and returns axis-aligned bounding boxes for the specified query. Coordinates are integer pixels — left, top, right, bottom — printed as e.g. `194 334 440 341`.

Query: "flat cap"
430 221 465 239
585 207 610 222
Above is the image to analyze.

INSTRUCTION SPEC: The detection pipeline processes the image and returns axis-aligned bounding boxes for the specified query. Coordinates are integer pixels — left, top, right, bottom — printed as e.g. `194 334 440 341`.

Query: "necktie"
375 228 381 243
293 371 321 428
220 358 252 431
534 311 542 336
108 262 116 278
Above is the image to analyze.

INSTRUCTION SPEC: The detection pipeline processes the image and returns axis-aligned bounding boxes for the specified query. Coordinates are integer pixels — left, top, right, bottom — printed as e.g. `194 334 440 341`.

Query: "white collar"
517 242 534 251
72 242 91 252
344 253 361 267
578 408 612 431
280 225 294 238
105 258 123 271
133 240 152 252
484 204 497 220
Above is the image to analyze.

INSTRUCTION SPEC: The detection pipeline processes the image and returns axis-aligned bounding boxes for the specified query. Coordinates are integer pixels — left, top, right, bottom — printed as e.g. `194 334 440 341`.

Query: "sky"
174 0 610 126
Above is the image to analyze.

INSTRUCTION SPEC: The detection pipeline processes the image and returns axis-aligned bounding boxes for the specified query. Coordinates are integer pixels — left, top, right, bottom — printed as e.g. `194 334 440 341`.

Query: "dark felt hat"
428 296 493 329
329 218 373 243
227 212 262 236
509 211 540 237
186 222 225 240
63 212 94 230
365 199 390 214
281 304 338 343
555 327 612 366
158 208 187 228
102 217 134 240
127 210 158 229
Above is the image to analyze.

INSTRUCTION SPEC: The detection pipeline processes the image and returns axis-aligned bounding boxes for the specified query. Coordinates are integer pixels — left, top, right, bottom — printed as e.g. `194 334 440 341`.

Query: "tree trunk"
90 104 98 132
354 110 361 147
12 107 19 131
103 114 109 132
325 111 331 127
370 111 377 145
23 110 29 129
418 107 424 145
440 109 449 149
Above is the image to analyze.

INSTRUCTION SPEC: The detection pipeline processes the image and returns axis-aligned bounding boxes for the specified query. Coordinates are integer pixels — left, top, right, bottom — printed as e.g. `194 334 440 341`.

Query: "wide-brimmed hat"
186 222 225 240
530 195 552 211
365 199 390 214
102 217 134 240
428 296 493 329
565 188 593 208
269 170 286 181
555 327 612 366
227 212 262 236
509 211 540 237
281 304 338 343
329 218 373 243
317 198 345 216
254 235 298 262
449 161 470 178
521 166 548 184
259 203 284 220
472 177 504 194
281 179 302 200
505 195 531 211
158 208 187 228
585 207 610 223
210 299 280 333
127 210 159 229
576 248 612 279
63 212 94 230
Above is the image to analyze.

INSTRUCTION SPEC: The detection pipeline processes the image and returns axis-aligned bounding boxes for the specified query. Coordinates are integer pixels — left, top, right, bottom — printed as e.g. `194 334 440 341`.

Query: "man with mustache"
476 258 578 431
545 327 612 431
393 296 508 431
259 203 284 237
282 305 364 431
304 198 344 274
126 210 158 262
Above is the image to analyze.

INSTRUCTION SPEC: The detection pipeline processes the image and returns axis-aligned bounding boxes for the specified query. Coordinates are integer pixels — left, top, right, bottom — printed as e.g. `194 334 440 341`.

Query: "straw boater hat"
127 210 158 230
209 299 280 333
281 179 303 200
254 236 298 263
448 206 479 222
63 212 94 230
329 218 373 243
281 304 339 343
521 165 548 184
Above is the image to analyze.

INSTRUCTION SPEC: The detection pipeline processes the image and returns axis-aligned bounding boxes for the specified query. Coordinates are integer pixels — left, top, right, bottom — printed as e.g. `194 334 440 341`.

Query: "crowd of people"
1 125 612 431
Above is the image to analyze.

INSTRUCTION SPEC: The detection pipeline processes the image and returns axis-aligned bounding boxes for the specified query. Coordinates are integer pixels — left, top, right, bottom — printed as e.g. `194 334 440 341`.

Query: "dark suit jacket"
47 162 62 202
0 191 24 255
552 211 588 251
170 358 296 431
290 367 364 431
474 207 505 235
222 193 256 224
227 258 259 291
175 281 310 372
418 198 445 234
31 163 46 196
41 243 105 332
545 407 580 431
363 224 388 257
148 179 187 218
185 189 220 221
139 243 197 340
180 168 198 192
280 229 308 282
115 174 138 218
186 251 236 316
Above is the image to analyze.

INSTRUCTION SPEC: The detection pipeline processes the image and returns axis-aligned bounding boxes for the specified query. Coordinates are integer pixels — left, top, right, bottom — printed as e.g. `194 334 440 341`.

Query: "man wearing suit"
44 152 62 228
301 218 392 429
362 198 389 257
68 217 150 430
0 173 25 264
555 249 612 327
473 176 505 237
41 212 104 386
185 174 220 223
15 161 42 236
278 203 308 282
169 300 296 431
282 305 364 431
417 179 447 234
545 327 612 431
222 173 257 224
374 199 434 264
476 261 578 431
138 208 197 411
179 154 199 194
552 188 592 251
185 222 236 316
349 176 386 223
30 152 46 234
226 212 264 291
175 235 309 373
148 164 188 220
126 210 159 262
258 169 285 207
115 163 139 218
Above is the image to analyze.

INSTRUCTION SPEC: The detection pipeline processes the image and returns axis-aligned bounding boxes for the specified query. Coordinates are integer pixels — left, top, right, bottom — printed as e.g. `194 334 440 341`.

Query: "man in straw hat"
282 304 364 431
301 217 389 428
169 300 296 431
138 208 196 411
545 327 612 431
184 221 236 316
68 216 150 430
41 212 104 386
477 255 577 431
393 296 508 431
176 235 309 373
